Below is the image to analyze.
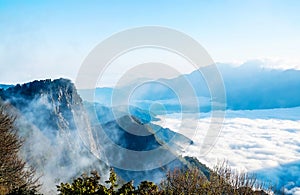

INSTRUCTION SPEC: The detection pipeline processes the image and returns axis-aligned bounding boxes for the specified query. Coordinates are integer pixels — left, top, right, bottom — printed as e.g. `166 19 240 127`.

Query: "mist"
0 79 110 194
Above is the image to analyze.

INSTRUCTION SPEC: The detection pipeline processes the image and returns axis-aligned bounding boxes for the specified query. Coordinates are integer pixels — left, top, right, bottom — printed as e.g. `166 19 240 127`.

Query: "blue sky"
1 0 300 84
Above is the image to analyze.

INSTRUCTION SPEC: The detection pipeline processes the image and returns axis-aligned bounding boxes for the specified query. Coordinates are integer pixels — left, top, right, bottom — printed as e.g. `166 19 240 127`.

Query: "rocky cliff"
0 78 208 194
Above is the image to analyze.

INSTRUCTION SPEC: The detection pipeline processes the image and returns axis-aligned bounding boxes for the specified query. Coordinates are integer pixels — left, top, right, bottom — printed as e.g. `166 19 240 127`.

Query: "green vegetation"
57 170 108 195
57 165 270 195
57 169 160 195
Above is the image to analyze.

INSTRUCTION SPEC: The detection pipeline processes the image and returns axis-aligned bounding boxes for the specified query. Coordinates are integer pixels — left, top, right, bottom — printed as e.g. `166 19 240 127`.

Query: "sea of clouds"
153 107 300 194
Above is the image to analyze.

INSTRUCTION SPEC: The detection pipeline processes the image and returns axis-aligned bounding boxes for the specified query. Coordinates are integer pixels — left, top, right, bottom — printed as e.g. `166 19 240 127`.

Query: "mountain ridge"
0 78 207 194
92 62 300 112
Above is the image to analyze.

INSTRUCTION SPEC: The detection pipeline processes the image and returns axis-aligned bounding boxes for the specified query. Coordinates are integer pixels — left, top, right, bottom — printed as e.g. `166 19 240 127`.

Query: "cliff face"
0 79 83 138
0 79 101 194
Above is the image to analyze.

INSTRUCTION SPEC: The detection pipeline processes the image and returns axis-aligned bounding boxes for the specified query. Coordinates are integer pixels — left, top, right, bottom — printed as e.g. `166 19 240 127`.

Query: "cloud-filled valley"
154 107 300 194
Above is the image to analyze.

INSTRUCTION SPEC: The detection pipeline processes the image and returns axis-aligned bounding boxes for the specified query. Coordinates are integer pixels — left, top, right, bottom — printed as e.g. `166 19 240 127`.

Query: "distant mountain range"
90 62 300 113
219 61 300 110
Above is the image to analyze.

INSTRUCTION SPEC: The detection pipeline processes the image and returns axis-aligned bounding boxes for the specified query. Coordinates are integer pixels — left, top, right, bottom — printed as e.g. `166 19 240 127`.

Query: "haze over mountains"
91 61 300 113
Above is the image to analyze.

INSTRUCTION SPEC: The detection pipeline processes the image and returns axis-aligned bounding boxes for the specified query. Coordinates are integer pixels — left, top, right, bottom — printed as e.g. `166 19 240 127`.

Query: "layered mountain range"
92 62 300 113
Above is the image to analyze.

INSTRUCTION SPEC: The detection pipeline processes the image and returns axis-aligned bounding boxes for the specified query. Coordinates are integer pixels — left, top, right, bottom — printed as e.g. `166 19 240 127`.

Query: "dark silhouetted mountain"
91 114 192 152
84 102 197 184
101 115 162 151
83 102 158 125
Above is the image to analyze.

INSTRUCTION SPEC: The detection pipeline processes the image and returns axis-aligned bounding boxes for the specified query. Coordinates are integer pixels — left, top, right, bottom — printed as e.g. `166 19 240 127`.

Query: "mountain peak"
0 78 84 137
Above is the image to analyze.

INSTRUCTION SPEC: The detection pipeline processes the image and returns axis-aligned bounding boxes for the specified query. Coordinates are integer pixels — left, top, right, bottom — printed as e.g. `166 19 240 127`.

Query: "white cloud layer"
154 107 300 193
